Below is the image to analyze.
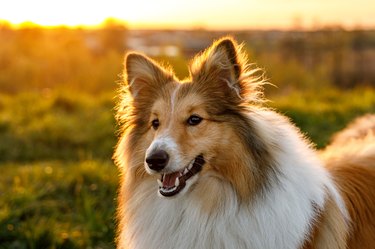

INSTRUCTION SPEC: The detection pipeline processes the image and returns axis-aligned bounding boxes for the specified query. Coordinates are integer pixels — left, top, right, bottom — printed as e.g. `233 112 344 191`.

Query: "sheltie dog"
114 37 375 249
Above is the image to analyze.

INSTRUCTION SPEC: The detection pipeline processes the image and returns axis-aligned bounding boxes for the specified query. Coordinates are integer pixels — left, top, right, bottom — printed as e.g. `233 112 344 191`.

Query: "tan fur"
329 114 375 146
328 164 375 248
115 37 375 249
303 194 348 249
318 115 375 249
190 37 266 105
115 38 277 247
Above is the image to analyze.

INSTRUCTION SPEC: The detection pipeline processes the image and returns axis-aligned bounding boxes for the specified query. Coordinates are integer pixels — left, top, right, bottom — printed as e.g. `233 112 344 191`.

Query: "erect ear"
190 37 246 100
124 52 174 98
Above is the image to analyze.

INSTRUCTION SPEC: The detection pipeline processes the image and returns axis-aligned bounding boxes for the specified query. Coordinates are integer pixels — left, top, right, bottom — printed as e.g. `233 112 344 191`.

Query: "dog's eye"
187 115 203 126
151 119 160 129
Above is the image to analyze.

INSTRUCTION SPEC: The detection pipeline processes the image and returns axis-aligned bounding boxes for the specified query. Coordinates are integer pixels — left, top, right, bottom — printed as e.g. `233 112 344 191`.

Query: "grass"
0 160 117 249
1 87 374 162
1 28 374 248
0 92 116 162
0 87 374 248
269 87 375 147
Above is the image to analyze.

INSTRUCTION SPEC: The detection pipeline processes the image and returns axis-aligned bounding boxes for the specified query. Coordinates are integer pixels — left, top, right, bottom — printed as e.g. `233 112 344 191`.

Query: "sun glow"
1 0 374 29
1 1 111 28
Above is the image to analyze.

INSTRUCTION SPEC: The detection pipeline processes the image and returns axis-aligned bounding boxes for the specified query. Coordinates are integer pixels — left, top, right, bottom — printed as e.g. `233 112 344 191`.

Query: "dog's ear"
124 53 174 98
190 37 246 100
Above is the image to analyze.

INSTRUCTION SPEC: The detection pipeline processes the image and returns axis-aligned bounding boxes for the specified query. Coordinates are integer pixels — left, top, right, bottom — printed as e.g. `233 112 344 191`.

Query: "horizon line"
1 18 374 32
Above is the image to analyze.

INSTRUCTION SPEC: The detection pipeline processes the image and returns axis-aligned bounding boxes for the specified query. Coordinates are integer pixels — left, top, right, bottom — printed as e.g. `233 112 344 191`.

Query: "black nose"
146 150 169 171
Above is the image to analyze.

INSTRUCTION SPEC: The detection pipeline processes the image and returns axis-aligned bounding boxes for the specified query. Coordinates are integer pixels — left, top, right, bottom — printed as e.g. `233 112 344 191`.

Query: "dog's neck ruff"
119 111 347 249
159 155 205 197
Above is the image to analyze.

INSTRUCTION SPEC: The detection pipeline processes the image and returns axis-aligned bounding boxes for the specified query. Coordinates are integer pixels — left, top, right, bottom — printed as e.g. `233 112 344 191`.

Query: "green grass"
0 160 117 249
0 87 374 248
1 88 374 162
0 92 116 162
1 28 374 248
269 87 375 147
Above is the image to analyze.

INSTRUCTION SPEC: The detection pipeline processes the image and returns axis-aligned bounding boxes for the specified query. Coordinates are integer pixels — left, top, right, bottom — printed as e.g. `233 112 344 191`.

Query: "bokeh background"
1 0 375 248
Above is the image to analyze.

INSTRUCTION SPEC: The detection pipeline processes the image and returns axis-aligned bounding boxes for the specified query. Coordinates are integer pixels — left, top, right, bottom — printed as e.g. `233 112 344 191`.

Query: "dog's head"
116 37 268 200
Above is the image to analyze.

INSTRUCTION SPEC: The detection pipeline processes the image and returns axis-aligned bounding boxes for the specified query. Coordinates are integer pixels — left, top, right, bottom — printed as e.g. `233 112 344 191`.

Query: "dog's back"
321 114 375 248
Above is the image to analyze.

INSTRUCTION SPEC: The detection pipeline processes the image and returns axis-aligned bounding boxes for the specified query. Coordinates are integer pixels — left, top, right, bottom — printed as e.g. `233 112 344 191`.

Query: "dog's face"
144 83 220 196
118 38 263 198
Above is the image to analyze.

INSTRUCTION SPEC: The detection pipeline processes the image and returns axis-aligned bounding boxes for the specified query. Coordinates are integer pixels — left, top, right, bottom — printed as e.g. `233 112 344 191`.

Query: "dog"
114 37 375 249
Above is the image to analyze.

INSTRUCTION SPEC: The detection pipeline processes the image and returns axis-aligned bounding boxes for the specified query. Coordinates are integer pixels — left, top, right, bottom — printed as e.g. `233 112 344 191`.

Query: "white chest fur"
119 112 346 249
120 162 338 249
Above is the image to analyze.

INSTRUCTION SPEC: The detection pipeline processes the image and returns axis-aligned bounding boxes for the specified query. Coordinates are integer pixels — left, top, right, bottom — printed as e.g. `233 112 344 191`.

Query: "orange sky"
1 0 374 29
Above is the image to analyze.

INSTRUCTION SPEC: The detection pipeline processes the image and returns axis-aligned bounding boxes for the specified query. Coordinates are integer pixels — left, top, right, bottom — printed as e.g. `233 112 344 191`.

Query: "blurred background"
0 0 374 248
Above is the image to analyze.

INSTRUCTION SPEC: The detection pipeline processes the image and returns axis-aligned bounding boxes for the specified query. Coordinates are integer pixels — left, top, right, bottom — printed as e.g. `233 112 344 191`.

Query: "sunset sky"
1 0 374 29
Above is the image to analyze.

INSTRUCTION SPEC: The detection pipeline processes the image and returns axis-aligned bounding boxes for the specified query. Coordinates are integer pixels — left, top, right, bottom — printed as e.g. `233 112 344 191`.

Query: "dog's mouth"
157 155 205 197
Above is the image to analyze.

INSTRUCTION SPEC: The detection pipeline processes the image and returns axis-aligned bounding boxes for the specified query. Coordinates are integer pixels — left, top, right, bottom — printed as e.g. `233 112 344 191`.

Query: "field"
1 26 375 248
1 88 374 249
0 161 116 249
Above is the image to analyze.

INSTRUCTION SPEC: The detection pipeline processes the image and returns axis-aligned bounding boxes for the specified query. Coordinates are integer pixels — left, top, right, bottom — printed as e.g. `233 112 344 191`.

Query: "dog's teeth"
157 179 163 187
160 185 178 193
183 168 189 174
188 162 194 170
175 177 179 187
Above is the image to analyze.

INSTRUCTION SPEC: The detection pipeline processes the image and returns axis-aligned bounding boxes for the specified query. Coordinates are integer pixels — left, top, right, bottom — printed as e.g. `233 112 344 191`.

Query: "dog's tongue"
163 172 180 188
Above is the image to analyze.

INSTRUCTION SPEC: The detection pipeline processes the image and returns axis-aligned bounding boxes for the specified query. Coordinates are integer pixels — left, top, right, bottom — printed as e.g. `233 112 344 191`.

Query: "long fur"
114 37 375 249
319 115 375 249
